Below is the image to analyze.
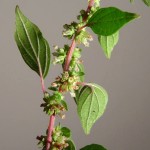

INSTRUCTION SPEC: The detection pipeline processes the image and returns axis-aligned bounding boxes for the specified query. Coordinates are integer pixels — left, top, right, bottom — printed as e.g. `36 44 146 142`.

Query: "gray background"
0 0 150 150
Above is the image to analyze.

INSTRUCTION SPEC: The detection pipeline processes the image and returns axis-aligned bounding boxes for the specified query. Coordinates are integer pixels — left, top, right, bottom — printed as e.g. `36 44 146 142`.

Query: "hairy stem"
63 0 94 71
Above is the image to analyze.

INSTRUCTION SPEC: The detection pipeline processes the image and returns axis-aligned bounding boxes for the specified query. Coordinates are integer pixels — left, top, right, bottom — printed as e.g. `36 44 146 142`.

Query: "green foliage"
15 6 50 78
80 144 107 150
41 92 67 116
88 7 139 36
61 127 71 138
142 0 150 6
14 1 148 150
98 31 119 59
77 83 108 134
65 140 76 150
52 125 74 150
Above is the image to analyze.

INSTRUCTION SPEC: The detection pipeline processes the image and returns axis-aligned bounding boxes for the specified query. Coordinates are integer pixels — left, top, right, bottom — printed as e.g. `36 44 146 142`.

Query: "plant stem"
40 75 46 93
63 0 94 71
64 38 76 71
46 115 55 150
44 0 95 149
87 0 95 13
39 70 55 150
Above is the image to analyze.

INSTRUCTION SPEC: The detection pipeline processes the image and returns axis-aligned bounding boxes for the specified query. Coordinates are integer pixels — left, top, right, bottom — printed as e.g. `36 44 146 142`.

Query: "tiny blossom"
70 91 76 97
51 82 58 87
53 45 58 50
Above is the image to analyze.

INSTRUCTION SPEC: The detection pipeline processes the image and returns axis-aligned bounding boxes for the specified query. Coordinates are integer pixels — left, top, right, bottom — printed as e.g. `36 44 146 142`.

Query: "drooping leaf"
98 31 119 59
65 140 76 150
80 144 107 150
61 127 71 138
88 7 139 36
15 6 50 78
77 83 108 134
142 0 150 6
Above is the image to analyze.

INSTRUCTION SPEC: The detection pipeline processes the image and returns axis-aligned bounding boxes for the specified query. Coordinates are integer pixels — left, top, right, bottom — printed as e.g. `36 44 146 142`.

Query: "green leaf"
98 31 119 59
74 63 85 104
61 100 68 111
77 83 108 134
15 6 50 78
76 63 85 82
61 127 71 138
80 144 107 150
142 0 150 6
88 7 139 36
65 140 76 150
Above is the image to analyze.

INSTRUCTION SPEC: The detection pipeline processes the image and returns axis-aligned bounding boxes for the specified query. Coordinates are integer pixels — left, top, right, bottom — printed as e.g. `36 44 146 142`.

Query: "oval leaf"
142 0 150 6
61 127 71 138
15 6 50 78
98 31 119 59
88 7 139 36
80 144 107 150
77 83 108 134
65 140 76 150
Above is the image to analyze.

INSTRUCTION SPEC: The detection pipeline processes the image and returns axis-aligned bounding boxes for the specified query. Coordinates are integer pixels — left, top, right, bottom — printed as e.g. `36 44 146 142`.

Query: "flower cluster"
49 71 80 97
37 125 71 150
75 29 93 47
51 125 70 150
52 45 69 65
41 92 67 116
63 22 78 39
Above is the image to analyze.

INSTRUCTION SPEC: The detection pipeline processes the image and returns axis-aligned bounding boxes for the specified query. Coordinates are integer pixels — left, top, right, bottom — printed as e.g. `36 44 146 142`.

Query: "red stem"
46 115 55 150
39 69 55 150
87 0 95 13
43 0 95 149
63 0 94 71
40 76 46 93
64 38 76 71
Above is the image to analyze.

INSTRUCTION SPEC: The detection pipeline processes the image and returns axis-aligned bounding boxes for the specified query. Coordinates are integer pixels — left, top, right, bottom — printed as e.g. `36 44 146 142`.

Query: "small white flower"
70 91 76 97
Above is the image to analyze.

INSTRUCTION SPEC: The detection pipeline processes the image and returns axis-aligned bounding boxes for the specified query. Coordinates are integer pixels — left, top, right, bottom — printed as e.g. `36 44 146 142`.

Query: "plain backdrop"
0 0 150 150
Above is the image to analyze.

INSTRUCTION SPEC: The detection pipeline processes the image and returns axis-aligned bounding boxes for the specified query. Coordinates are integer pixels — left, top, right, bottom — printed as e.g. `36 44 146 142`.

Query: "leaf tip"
106 55 111 59
84 129 90 135
15 5 19 13
134 14 140 19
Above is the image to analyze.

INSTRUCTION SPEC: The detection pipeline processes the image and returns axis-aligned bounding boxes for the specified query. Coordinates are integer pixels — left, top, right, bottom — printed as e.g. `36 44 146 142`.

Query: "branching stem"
39 70 55 150
44 0 95 149
63 0 94 71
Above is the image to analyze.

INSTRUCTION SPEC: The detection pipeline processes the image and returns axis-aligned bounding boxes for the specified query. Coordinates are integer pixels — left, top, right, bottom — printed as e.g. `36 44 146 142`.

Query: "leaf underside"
142 0 150 6
15 6 50 78
77 83 108 134
98 31 119 59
